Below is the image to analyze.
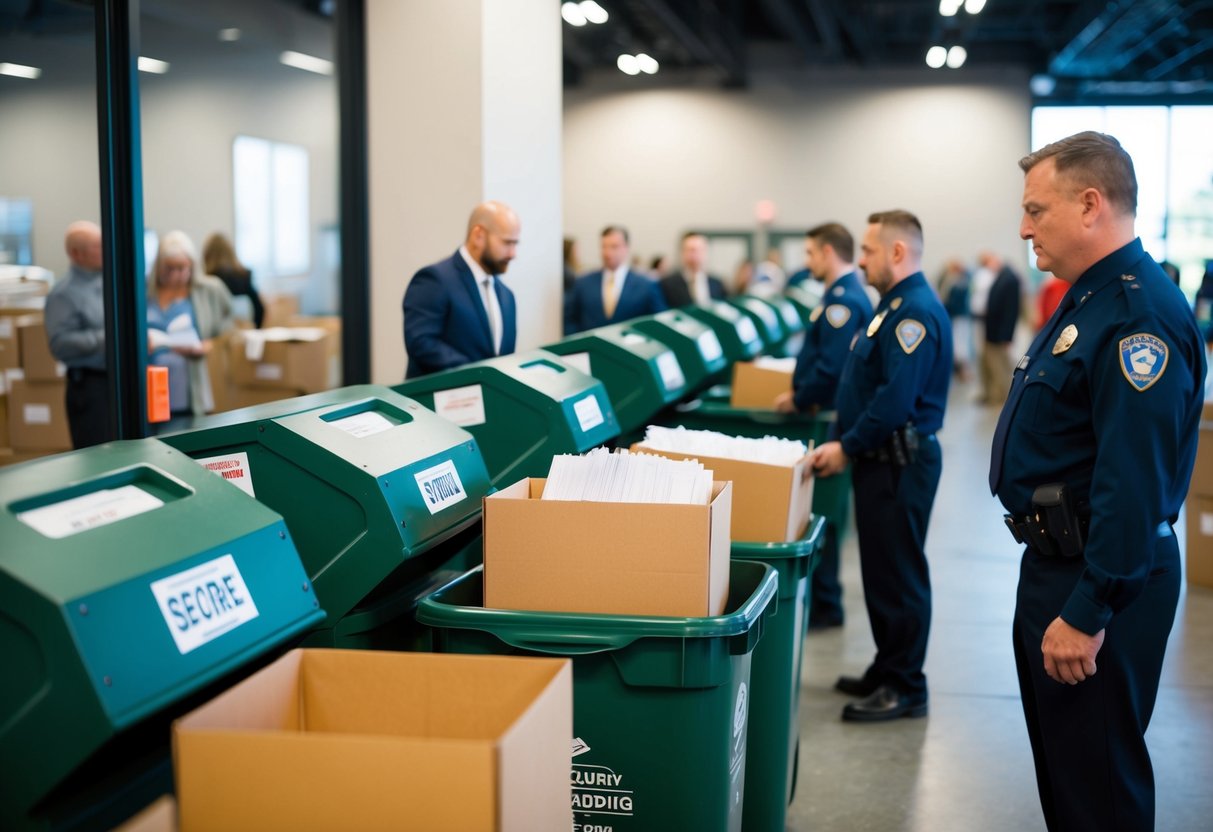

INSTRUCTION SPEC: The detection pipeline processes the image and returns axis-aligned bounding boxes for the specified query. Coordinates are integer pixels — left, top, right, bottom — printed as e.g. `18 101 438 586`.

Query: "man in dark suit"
564 225 666 334
977 250 1022 404
659 232 728 307
403 201 520 378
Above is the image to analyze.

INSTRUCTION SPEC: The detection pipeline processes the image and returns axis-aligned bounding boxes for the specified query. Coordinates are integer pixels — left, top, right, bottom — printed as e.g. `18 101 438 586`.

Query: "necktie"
603 270 617 319
482 276 501 355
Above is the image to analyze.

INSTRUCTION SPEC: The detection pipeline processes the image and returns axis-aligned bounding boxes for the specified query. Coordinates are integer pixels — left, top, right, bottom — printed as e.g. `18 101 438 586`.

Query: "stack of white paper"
642 425 807 466
542 447 714 505
148 312 202 352
753 356 798 373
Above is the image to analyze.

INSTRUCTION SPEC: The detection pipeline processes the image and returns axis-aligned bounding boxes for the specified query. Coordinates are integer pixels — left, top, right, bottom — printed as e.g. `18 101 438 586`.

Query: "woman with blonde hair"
147 230 234 433
202 232 264 327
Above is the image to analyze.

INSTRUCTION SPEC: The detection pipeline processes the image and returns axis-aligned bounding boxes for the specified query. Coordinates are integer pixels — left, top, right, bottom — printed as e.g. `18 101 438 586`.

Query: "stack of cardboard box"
1 306 71 464
1185 402 1213 589
730 358 796 408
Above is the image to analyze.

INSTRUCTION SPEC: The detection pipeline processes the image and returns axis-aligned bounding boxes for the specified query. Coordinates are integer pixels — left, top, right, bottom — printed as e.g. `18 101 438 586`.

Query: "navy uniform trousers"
851 434 941 697
1013 533 1180 832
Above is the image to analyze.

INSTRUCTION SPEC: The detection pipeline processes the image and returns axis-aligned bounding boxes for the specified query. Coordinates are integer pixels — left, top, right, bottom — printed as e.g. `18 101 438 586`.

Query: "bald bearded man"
403 201 521 378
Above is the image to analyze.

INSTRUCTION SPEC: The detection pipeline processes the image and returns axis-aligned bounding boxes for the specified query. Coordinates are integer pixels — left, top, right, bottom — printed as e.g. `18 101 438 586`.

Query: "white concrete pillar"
366 0 563 383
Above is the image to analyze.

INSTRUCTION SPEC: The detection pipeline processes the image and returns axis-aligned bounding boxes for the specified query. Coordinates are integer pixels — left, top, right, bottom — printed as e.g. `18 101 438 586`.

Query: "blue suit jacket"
563 269 667 335
403 250 516 378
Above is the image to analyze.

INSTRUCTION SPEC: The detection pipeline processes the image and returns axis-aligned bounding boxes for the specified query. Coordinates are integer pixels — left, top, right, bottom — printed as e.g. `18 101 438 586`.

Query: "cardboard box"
730 360 794 409
0 392 8 448
632 443 814 543
1191 406 1213 497
261 293 301 329
288 315 342 359
115 796 176 832
229 331 332 394
18 319 64 381
8 379 70 451
1185 495 1213 589
484 478 732 617
0 447 52 467
0 312 40 370
173 649 572 832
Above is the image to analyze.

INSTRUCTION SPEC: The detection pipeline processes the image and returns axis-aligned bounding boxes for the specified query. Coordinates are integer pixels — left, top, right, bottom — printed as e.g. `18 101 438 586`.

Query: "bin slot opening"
519 359 566 375
321 400 413 438
10 465 193 539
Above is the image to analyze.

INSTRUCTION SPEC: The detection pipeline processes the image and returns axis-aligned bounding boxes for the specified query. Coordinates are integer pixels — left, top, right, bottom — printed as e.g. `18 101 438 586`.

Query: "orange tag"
147 365 171 423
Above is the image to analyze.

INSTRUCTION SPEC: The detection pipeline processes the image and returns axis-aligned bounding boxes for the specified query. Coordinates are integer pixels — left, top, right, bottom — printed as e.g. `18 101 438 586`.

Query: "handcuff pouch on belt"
1003 483 1086 558
864 423 919 467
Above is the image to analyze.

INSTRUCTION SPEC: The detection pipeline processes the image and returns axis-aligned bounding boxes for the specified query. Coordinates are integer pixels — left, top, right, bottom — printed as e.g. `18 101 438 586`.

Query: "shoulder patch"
1119 333 1168 391
895 319 927 354
825 304 851 328
809 306 824 323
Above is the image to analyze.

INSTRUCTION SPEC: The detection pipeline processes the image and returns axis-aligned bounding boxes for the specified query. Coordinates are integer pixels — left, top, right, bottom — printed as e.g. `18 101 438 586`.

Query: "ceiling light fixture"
946 45 967 68
1029 74 1057 96
561 2 587 26
617 54 640 75
579 1 609 24
964 0 987 12
0 62 41 79
218 28 241 42
939 0 962 16
925 46 947 68
279 50 333 76
636 53 659 74
137 57 170 74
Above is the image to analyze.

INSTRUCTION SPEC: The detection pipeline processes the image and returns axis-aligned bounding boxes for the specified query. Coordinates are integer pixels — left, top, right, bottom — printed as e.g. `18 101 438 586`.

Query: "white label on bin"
1202 511 1213 536
781 305 801 328
573 395 604 433
736 317 759 344
656 351 685 392
414 459 466 514
17 485 165 539
150 554 261 655
562 352 592 376
433 385 485 427
572 761 635 823
196 452 256 497
23 403 51 425
329 410 395 438
620 333 647 346
696 331 723 362
753 304 778 329
254 362 284 381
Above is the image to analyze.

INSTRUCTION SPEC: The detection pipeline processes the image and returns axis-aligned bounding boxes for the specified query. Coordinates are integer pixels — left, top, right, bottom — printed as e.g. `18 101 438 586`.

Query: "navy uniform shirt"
989 238 1205 634
791 271 873 411
836 271 953 456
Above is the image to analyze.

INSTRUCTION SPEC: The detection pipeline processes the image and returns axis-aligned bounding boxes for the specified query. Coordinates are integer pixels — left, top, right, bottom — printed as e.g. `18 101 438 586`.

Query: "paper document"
542 447 713 505
642 425 808 466
148 312 202 352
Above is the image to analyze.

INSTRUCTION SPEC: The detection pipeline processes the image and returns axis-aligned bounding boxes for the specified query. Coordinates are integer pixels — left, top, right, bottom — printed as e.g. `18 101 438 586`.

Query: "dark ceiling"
562 0 1213 100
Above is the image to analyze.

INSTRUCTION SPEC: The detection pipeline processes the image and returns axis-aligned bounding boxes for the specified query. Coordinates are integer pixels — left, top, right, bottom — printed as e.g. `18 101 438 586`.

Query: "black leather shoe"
834 675 879 697
841 685 928 722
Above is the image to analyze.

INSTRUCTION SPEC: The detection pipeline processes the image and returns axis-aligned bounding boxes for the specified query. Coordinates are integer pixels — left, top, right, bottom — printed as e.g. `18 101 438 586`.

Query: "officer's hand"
810 441 848 478
773 391 796 413
1041 617 1105 685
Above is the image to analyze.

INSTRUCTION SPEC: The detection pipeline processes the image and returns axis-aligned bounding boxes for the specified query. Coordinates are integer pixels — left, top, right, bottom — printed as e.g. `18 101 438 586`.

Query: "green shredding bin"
732 516 826 832
163 385 492 650
683 301 765 364
629 309 728 394
728 296 787 352
783 284 823 328
418 560 778 832
395 349 619 487
0 440 324 830
542 323 689 436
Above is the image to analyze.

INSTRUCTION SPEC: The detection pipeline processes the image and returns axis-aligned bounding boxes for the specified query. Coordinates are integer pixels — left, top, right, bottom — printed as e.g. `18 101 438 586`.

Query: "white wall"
563 68 1033 283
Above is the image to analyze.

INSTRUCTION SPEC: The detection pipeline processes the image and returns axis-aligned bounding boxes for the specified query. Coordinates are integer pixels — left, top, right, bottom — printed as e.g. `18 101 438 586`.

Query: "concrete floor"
786 384 1213 832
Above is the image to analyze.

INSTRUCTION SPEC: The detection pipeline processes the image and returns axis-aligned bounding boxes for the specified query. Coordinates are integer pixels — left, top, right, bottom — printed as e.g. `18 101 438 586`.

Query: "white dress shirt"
459 245 502 354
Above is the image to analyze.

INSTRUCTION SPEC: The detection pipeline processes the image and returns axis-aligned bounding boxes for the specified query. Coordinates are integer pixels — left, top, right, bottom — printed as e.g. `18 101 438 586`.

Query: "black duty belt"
66 366 107 382
1006 514 1172 558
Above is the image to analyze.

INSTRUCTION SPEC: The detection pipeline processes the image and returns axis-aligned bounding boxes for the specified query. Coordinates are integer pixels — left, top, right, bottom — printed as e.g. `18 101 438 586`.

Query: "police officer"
990 132 1204 830
775 222 873 629
811 210 952 721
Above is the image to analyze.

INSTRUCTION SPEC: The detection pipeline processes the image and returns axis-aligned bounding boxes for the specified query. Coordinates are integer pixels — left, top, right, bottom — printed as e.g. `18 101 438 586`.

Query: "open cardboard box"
484 478 732 617
173 649 572 832
632 443 814 543
729 360 794 409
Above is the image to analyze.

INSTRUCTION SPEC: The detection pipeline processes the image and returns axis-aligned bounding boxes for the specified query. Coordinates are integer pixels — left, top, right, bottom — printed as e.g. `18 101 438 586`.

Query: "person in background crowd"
44 220 114 448
146 230 234 434
403 201 520 378
563 237 579 293
659 232 728 307
748 249 786 298
564 225 666 334
976 251 1022 405
202 232 264 328
1036 273 1069 329
991 130 1204 832
648 253 670 280
937 258 973 382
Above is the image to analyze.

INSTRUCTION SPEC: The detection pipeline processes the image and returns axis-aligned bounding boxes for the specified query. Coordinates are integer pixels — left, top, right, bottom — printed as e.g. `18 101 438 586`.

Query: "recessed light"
0 62 41 80
279 51 333 76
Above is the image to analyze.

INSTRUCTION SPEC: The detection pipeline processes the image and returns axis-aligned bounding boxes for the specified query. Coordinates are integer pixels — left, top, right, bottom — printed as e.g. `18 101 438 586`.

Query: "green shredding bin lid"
628 310 728 392
0 439 324 823
783 285 823 326
162 385 493 629
394 350 619 487
543 323 688 434
729 296 787 349
683 301 765 362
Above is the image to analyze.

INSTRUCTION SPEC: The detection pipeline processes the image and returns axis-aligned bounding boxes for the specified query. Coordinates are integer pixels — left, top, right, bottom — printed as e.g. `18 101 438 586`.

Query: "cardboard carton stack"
223 326 337 411
1185 402 1213 589
730 357 797 408
0 304 71 463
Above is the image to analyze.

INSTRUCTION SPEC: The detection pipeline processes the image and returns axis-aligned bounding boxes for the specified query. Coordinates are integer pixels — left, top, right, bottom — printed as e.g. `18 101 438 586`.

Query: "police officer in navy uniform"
990 132 1204 831
811 210 952 721
775 222 873 629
